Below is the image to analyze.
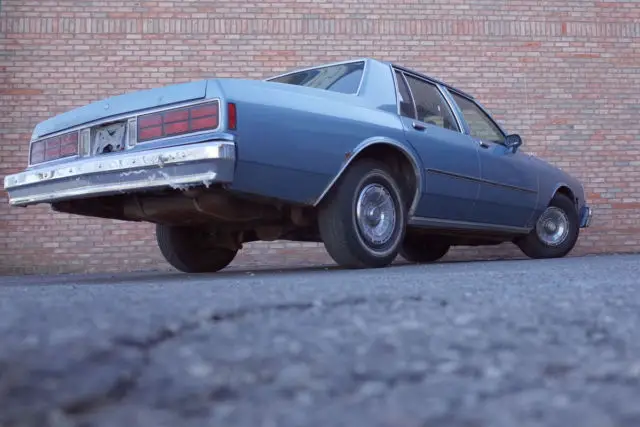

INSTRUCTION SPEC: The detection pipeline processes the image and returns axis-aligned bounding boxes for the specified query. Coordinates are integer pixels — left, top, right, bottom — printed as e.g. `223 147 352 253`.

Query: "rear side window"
268 61 365 94
403 74 459 132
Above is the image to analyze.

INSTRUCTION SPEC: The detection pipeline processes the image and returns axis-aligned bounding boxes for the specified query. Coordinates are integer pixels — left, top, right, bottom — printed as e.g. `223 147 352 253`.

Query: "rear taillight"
227 102 237 130
30 131 79 165
137 101 220 143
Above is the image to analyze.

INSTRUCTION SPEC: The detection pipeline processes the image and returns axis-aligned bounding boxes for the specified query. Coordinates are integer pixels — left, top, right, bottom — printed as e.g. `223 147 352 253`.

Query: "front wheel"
516 193 580 259
156 224 238 273
318 159 408 269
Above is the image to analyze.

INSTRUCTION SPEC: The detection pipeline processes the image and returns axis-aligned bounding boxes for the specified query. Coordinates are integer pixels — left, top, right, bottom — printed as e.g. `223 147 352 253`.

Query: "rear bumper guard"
579 205 593 228
3 140 235 207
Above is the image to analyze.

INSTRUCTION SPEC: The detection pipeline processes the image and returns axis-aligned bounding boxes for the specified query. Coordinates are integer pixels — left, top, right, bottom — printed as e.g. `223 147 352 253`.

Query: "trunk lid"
33 80 209 140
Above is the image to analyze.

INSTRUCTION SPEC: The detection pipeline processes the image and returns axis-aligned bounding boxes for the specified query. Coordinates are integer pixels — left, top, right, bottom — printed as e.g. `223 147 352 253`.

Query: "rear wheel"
400 233 450 263
318 159 407 269
156 224 238 273
516 193 579 259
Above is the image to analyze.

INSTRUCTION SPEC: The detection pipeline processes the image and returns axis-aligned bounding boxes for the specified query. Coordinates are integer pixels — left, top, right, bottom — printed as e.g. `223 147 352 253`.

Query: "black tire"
400 233 450 263
516 193 580 259
156 224 238 273
317 158 407 269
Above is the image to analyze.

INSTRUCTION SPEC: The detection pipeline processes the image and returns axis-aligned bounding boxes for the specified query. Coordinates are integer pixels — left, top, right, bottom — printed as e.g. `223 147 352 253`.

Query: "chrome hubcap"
356 183 397 246
536 207 570 246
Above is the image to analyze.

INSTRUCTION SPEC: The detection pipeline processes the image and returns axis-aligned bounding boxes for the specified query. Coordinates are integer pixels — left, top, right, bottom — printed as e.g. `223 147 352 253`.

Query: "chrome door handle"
478 140 489 148
412 122 426 131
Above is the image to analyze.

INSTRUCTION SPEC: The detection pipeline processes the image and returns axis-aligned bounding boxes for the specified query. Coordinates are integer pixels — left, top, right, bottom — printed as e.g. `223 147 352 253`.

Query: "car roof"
384 61 475 100
264 57 475 100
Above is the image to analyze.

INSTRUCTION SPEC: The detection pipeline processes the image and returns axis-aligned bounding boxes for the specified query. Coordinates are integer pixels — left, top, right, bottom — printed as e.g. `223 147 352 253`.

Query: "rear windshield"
268 61 365 94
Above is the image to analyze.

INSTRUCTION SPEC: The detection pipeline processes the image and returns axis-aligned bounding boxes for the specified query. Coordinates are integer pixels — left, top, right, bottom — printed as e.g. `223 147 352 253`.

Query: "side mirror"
505 134 523 152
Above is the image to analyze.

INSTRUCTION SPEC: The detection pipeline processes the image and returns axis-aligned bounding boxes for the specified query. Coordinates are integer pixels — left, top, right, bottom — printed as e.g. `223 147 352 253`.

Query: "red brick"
0 88 44 95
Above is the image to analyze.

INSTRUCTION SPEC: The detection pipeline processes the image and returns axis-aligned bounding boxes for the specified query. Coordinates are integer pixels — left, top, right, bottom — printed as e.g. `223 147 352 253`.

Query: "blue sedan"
4 58 592 272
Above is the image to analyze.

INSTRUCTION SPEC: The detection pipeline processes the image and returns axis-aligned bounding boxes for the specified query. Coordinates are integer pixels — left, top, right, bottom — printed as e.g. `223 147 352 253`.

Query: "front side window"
268 61 365 94
403 74 459 132
451 93 505 144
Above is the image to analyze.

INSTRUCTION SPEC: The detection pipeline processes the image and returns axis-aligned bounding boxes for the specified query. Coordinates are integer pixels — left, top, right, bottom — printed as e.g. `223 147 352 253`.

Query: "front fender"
534 159 587 227
539 177 586 210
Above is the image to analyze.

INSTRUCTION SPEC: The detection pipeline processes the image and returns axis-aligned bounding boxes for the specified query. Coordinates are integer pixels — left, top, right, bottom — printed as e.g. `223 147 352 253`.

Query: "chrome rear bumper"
3 140 235 207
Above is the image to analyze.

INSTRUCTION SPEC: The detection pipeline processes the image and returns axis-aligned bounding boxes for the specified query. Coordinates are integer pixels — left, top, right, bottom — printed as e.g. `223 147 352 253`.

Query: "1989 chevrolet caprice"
4 58 592 273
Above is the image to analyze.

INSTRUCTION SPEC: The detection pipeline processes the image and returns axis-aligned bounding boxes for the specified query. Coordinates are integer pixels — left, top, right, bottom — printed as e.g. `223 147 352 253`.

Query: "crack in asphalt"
62 368 141 416
58 294 432 419
112 294 428 350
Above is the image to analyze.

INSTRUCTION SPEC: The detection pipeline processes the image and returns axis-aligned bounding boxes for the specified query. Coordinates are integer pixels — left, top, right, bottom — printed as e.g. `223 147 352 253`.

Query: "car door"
448 92 539 228
394 69 482 223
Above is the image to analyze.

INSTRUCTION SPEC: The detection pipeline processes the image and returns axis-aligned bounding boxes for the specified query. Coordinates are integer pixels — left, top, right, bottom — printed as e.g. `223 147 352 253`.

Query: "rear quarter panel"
219 69 408 205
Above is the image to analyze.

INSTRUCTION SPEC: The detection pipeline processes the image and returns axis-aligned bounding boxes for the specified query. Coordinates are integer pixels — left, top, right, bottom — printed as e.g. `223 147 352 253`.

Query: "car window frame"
392 69 417 119
325 66 366 94
391 67 463 134
449 92 507 145
265 60 367 95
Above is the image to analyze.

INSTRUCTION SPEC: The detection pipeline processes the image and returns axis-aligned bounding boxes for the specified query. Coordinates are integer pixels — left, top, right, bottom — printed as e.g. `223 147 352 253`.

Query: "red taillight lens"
191 104 218 119
137 101 220 143
60 132 79 156
139 114 162 128
30 131 79 165
164 121 190 135
227 102 237 130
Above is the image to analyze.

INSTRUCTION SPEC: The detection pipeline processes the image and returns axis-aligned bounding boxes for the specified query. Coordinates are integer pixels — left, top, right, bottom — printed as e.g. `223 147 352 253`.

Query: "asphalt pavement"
1 254 639 427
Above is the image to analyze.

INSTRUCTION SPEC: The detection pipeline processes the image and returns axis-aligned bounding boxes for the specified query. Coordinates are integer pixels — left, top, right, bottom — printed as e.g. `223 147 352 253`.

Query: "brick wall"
1 1 639 275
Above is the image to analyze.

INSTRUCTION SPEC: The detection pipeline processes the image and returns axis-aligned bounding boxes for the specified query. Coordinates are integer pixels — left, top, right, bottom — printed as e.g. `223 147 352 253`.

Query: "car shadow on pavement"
0 264 338 287
0 256 535 288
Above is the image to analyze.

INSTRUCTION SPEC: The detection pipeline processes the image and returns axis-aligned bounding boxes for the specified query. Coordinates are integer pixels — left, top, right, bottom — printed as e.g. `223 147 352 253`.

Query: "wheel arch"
550 183 577 209
531 182 579 226
313 137 424 216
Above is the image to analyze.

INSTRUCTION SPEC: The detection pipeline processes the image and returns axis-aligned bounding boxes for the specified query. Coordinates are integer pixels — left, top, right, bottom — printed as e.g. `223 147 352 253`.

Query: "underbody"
51 181 526 253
